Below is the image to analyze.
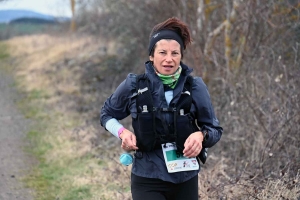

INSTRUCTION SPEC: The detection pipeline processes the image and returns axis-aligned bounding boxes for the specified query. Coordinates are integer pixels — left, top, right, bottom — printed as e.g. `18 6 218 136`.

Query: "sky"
0 0 72 17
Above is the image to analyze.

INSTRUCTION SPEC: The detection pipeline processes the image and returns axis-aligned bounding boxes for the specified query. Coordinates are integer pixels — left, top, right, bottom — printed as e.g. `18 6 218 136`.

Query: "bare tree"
69 0 76 31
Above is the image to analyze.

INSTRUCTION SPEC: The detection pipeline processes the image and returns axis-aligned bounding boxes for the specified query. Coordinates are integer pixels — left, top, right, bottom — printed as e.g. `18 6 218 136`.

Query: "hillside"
0 9 56 24
0 10 69 41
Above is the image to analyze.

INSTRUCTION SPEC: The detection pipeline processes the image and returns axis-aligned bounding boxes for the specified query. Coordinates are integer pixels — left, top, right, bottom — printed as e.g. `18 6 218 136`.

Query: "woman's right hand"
120 129 139 151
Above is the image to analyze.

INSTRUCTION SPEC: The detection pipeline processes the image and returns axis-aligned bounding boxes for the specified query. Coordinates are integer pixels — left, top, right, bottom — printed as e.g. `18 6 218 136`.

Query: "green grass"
16 87 53 121
27 89 49 100
24 127 96 200
0 42 10 71
23 150 95 200
0 42 9 59
13 82 92 199
27 130 53 157
63 186 92 200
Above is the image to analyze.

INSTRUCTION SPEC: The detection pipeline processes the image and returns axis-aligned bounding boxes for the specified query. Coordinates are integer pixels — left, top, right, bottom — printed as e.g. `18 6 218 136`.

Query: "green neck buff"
155 66 182 89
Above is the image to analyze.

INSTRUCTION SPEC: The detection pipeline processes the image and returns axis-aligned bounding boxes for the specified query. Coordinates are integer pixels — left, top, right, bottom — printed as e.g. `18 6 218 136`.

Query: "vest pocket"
134 113 155 152
176 114 194 152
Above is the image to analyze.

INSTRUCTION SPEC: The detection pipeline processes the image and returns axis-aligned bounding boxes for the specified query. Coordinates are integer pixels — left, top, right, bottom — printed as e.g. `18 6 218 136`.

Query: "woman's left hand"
183 131 204 158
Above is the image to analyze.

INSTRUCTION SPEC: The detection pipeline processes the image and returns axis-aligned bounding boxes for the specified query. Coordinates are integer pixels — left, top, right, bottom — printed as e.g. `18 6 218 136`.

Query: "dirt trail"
0 71 35 199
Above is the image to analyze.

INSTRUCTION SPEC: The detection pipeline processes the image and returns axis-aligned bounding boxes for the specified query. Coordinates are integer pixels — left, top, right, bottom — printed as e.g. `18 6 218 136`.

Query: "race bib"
162 143 199 173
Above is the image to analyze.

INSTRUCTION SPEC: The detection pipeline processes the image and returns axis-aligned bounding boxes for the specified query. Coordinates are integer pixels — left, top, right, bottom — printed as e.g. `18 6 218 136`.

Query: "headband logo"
153 33 160 38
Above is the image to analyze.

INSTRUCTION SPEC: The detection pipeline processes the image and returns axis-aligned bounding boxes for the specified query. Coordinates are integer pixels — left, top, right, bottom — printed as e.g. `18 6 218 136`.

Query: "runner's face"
149 39 181 75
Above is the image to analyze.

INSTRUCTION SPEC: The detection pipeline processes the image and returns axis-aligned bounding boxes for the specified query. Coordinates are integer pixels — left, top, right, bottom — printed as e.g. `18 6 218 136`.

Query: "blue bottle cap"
119 153 133 166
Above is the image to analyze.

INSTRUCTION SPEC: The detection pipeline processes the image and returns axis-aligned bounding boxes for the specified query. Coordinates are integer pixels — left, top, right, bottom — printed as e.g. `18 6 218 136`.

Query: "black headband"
148 29 184 55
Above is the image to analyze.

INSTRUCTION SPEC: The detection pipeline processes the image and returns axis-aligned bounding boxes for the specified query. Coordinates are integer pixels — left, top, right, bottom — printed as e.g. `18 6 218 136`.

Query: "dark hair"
149 17 192 57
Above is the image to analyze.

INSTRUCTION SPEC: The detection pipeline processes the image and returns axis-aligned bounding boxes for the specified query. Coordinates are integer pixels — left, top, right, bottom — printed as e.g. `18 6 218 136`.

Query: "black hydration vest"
131 74 198 153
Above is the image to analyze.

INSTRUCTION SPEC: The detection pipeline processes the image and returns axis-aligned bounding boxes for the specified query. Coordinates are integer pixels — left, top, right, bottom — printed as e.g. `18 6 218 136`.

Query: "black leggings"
131 173 199 200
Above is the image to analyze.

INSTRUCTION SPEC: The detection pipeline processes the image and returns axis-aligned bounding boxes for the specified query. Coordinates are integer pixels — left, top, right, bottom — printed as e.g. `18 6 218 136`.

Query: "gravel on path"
0 71 35 200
